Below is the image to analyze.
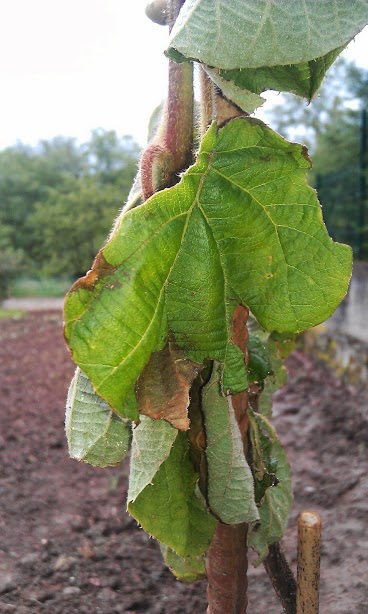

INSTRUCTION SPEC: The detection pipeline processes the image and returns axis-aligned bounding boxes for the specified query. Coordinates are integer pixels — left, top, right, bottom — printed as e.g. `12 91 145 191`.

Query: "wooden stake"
297 511 322 614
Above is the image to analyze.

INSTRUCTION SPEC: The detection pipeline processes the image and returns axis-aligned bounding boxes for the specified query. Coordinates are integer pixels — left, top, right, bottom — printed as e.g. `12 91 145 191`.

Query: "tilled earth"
0 311 367 613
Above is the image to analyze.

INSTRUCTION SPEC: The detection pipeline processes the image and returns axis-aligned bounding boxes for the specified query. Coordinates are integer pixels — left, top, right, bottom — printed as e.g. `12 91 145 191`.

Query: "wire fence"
316 110 368 260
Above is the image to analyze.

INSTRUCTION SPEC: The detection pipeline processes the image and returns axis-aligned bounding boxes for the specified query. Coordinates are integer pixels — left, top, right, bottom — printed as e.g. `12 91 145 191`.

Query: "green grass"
0 308 26 320
9 276 73 298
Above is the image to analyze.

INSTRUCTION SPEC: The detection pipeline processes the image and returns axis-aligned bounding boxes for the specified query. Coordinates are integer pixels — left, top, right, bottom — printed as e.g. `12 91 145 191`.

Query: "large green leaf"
212 46 345 103
202 365 259 524
128 424 217 557
65 368 131 467
168 0 368 69
247 410 292 564
160 544 206 582
65 118 351 418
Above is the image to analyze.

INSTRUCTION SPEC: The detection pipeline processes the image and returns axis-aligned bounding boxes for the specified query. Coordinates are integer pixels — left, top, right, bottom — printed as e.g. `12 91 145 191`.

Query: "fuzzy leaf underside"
65 368 131 467
214 46 345 102
128 416 178 503
205 67 265 112
202 365 259 524
248 410 292 564
160 544 206 582
128 422 216 557
168 0 368 69
64 118 351 419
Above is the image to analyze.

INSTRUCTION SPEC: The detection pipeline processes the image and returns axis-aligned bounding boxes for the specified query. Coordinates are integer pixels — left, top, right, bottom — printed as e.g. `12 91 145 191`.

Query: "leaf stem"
263 542 297 614
199 67 215 135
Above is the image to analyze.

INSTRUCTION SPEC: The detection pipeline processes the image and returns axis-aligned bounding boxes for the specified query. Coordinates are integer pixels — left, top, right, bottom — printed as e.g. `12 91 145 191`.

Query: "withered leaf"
137 343 202 431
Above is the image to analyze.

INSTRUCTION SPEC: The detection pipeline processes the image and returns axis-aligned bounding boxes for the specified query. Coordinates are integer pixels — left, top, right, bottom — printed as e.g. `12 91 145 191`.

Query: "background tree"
0 130 140 295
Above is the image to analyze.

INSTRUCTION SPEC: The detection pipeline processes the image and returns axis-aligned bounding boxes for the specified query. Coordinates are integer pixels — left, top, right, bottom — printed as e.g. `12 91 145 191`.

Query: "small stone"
97 587 117 602
18 552 40 568
0 573 16 595
53 555 77 572
62 586 81 596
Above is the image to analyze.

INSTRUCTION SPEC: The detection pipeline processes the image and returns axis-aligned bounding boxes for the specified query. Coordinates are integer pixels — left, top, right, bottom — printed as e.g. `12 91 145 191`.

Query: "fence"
316 109 367 260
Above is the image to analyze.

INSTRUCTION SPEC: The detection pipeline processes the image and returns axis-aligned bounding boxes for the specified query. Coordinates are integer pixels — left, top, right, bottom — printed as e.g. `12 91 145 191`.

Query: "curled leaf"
137 343 202 430
160 544 206 582
128 425 217 557
248 410 292 564
65 368 131 467
202 365 259 524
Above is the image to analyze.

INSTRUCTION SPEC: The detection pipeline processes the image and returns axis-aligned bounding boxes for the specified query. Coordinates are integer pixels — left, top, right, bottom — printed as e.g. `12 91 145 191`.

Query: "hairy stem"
206 523 248 614
141 0 193 200
200 67 215 135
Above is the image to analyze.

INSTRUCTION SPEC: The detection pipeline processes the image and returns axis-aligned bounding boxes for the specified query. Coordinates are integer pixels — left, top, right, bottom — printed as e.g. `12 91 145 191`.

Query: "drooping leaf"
160 544 206 582
64 118 352 418
137 343 202 430
168 0 368 70
247 410 292 564
128 416 178 503
258 333 295 417
205 67 265 113
213 46 345 102
247 335 272 384
65 368 131 467
202 364 259 524
128 425 217 557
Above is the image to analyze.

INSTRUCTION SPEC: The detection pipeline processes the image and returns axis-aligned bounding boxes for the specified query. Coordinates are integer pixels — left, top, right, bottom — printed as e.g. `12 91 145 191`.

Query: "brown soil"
0 311 367 614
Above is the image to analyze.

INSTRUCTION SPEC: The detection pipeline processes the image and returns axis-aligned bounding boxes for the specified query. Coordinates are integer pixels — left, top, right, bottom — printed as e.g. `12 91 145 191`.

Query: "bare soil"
0 311 367 613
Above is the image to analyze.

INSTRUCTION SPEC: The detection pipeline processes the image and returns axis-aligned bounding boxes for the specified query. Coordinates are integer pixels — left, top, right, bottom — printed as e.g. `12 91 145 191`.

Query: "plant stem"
297 512 322 614
264 542 297 614
206 305 250 614
200 67 215 134
140 0 193 200
206 523 248 614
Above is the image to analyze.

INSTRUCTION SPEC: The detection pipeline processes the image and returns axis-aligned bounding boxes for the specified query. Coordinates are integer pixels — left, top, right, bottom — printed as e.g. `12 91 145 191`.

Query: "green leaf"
128 425 216 557
247 410 292 564
202 364 259 524
247 335 272 384
128 416 178 503
215 46 345 102
168 0 368 69
65 368 131 467
160 544 206 582
258 333 295 417
205 67 265 113
65 117 352 417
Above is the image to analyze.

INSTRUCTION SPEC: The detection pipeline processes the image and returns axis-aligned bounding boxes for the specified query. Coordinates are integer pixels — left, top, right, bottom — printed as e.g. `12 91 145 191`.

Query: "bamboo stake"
296 511 322 614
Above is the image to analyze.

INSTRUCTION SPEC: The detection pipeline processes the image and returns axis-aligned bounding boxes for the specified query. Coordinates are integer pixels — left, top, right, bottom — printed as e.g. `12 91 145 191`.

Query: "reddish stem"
206 523 248 614
141 0 193 200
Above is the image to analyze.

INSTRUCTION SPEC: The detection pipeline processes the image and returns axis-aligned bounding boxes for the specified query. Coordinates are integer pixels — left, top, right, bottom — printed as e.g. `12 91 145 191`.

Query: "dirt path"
0 312 367 613
1 298 64 311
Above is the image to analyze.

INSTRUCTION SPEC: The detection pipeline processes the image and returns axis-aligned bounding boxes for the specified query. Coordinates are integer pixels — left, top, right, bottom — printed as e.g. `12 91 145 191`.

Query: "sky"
0 0 367 151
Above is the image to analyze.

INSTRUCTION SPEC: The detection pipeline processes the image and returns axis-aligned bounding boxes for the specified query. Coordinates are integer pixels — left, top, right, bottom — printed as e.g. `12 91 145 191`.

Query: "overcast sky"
0 0 367 151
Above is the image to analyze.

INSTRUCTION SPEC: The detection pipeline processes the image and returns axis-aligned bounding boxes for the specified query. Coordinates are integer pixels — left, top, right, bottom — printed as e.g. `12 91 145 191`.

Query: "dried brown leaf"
137 343 202 430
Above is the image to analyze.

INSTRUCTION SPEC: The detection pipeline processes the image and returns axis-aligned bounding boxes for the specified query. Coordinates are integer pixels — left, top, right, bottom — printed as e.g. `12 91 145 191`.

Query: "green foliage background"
0 130 139 297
